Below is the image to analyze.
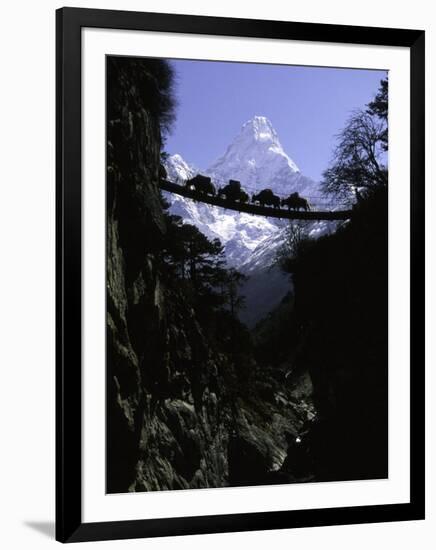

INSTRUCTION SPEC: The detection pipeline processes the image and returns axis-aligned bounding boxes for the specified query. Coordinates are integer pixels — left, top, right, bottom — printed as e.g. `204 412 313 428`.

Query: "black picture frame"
56 7 425 543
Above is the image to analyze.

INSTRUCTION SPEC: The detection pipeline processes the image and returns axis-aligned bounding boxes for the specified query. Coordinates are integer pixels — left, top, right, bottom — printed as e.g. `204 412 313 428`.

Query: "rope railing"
170 175 353 210
160 179 353 222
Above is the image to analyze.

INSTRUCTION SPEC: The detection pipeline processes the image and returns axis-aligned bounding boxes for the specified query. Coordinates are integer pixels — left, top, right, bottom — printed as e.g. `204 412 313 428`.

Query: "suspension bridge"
159 179 353 221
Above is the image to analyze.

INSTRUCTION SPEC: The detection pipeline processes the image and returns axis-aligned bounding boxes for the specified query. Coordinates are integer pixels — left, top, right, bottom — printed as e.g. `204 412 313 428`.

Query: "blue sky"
164 59 387 183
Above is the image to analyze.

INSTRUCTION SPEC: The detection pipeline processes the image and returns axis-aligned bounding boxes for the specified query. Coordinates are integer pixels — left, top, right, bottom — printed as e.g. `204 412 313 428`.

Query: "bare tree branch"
322 109 388 199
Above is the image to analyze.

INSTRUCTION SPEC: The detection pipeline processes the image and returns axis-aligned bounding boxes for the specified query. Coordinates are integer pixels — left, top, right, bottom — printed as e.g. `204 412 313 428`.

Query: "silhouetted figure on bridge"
239 190 249 203
218 179 249 203
158 179 352 221
281 192 311 211
252 189 281 208
185 174 216 196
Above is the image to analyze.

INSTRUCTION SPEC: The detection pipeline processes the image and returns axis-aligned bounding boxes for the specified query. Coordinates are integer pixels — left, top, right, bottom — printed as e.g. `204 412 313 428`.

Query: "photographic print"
106 56 388 494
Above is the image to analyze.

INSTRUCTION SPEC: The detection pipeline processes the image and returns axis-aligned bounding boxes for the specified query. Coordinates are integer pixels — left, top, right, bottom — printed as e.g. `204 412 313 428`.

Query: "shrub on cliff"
107 56 177 138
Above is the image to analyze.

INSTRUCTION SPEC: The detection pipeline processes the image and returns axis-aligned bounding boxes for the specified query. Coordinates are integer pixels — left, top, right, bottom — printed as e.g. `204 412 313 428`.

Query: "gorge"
106 56 388 494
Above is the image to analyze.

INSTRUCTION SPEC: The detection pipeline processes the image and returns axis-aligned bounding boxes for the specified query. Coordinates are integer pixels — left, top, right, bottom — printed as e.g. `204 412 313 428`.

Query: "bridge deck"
159 180 353 221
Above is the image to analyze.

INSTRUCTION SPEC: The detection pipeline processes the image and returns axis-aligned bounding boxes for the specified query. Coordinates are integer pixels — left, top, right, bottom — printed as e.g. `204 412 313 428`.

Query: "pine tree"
367 78 388 151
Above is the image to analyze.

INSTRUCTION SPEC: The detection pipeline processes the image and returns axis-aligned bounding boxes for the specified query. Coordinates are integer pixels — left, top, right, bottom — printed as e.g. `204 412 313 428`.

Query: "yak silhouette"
281 192 311 211
252 189 281 208
218 180 248 202
239 190 249 203
185 174 216 196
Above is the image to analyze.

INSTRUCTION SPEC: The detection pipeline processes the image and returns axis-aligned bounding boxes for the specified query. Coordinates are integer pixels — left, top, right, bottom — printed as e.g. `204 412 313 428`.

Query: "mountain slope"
164 116 332 326
164 140 287 268
206 116 317 198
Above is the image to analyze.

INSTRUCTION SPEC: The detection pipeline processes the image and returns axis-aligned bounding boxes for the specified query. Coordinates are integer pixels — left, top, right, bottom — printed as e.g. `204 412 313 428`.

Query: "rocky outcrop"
106 57 313 493
106 57 167 492
291 190 389 482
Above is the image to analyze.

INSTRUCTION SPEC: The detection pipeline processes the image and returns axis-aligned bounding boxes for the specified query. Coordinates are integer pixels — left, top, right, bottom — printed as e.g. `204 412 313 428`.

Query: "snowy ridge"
164 116 338 325
167 191 283 267
164 116 323 268
206 116 319 198
164 153 197 182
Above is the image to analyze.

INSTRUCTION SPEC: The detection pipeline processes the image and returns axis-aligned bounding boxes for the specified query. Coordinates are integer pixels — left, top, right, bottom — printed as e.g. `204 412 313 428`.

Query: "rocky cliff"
106 57 313 493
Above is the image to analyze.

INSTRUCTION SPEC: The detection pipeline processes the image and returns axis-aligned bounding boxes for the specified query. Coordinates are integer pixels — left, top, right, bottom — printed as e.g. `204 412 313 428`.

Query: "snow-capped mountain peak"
164 116 322 261
165 153 197 182
163 116 335 325
240 115 280 144
163 151 281 266
206 115 304 194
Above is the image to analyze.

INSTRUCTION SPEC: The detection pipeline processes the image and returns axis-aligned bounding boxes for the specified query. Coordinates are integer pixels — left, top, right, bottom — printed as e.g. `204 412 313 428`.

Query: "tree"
107 57 177 147
367 78 388 117
160 204 249 333
219 268 248 316
367 78 388 151
180 226 225 288
322 78 388 199
161 215 226 289
276 221 310 274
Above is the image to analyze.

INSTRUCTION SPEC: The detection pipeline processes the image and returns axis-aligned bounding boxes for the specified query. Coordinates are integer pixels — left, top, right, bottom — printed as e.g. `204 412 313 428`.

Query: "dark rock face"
106 57 314 493
106 57 229 492
291 191 389 482
106 57 167 492
105 57 387 494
